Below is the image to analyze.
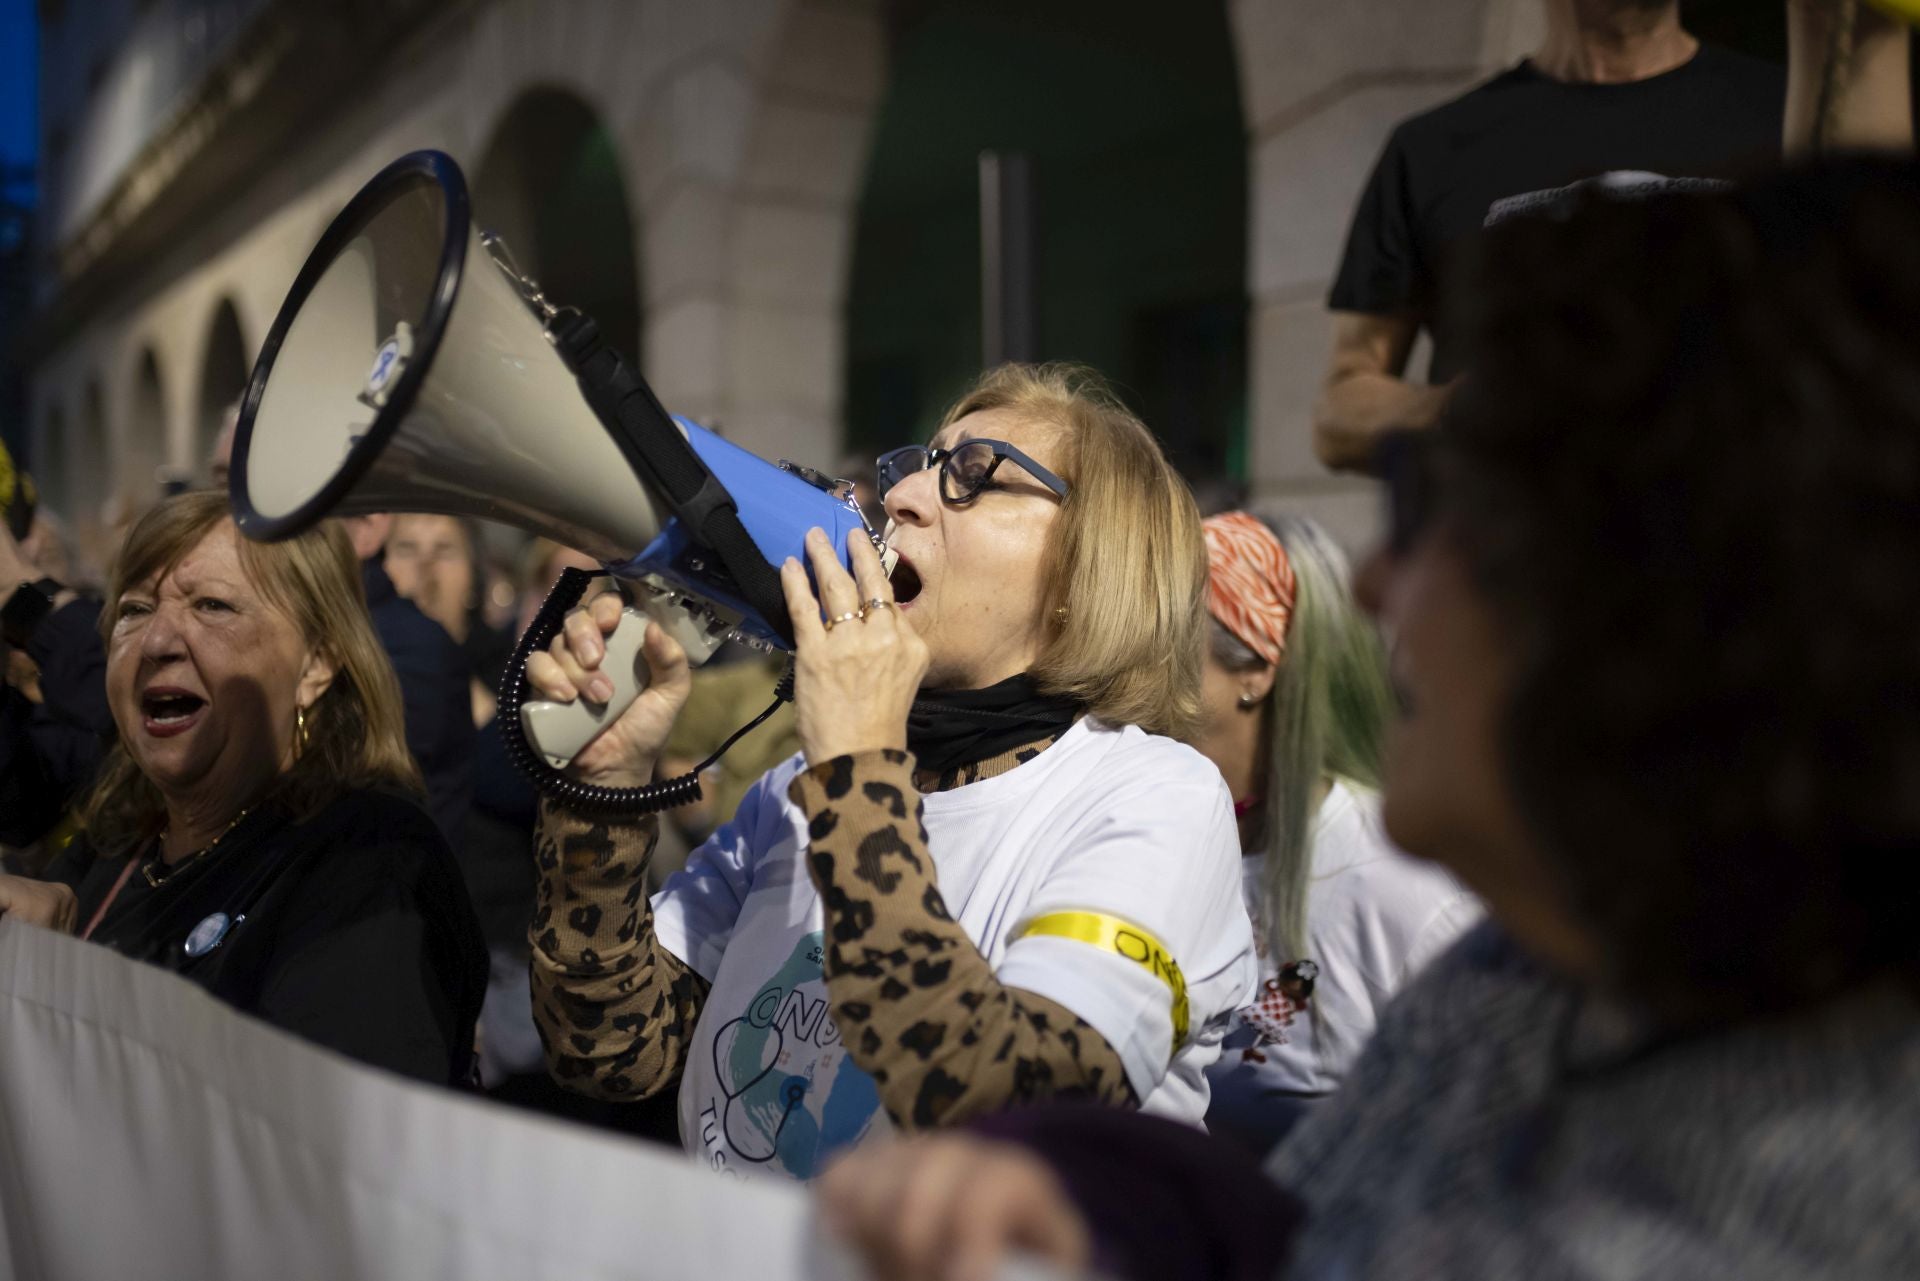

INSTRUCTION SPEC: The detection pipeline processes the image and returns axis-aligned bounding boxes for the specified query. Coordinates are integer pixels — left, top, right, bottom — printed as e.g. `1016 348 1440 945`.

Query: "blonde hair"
939 363 1207 740
1211 512 1393 964
81 491 420 855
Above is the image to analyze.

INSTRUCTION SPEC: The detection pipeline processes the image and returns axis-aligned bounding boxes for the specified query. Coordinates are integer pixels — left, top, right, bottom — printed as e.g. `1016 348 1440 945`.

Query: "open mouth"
890 557 924 605
140 688 208 736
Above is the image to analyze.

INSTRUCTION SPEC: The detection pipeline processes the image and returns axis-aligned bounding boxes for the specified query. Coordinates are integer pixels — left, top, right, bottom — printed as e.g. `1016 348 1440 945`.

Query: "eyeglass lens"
939 441 999 502
877 446 930 496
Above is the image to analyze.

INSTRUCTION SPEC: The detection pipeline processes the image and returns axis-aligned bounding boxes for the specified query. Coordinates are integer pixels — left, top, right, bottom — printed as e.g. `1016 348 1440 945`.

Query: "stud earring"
1237 693 1259 709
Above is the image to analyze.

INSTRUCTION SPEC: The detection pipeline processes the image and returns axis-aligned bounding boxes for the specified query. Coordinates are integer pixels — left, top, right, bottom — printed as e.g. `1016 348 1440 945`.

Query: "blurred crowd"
2 3 1919 1280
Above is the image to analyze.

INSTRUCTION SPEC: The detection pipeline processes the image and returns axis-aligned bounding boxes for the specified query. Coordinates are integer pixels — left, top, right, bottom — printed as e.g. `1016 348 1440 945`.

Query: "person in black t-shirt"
1313 0 1784 473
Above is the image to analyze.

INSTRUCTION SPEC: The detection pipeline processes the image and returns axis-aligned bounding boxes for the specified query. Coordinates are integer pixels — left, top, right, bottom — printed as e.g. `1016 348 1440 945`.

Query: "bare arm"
1312 311 1453 475
1786 0 1914 156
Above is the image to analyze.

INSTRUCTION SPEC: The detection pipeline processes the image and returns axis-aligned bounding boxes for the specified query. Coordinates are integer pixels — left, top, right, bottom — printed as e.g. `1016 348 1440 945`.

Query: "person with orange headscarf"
1190 511 1477 1157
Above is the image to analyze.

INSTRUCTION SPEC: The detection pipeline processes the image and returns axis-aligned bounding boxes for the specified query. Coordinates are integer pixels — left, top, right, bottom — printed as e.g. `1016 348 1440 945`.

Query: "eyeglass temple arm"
995 442 1070 497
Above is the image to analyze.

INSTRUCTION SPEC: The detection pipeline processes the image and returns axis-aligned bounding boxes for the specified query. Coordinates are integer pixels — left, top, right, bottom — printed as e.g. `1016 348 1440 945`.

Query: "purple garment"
971 1105 1302 1281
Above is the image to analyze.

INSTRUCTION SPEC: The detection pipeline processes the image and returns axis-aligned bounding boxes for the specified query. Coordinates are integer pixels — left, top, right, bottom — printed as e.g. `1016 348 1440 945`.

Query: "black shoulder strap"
547 312 795 648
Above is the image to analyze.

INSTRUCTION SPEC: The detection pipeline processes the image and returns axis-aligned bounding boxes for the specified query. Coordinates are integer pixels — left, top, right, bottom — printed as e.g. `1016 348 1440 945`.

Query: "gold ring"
824 610 865 630
864 598 894 613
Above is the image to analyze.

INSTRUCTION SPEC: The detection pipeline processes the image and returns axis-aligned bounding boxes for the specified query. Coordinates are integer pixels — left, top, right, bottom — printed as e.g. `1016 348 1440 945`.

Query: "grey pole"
979 150 1037 366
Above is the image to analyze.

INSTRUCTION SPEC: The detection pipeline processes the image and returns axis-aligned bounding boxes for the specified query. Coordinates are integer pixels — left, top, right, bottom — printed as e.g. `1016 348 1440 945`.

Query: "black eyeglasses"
875 439 1071 506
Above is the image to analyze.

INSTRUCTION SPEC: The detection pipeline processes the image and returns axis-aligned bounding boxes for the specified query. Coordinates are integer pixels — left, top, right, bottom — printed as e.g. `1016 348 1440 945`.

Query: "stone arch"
456 0 632 167
471 86 644 367
126 347 170 509
447 0 884 463
195 298 250 482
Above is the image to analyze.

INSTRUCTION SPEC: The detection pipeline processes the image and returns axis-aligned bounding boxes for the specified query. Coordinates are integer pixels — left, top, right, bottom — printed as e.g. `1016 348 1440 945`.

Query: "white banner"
0 917 843 1281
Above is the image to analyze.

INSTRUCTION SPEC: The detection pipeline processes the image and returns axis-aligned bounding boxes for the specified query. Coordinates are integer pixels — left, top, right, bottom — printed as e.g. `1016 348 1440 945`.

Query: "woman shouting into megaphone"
524 363 1256 1181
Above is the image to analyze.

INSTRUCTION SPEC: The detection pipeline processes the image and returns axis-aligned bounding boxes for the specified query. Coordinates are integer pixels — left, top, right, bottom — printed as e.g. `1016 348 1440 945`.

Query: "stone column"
719 0 884 466
1231 0 1540 552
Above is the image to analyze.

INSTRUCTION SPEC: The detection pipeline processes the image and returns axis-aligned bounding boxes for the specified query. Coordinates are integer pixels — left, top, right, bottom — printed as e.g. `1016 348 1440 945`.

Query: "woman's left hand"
783 528 928 767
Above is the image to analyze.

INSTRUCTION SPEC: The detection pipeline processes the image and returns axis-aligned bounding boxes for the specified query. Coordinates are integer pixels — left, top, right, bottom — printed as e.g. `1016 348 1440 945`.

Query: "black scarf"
906 674 1082 775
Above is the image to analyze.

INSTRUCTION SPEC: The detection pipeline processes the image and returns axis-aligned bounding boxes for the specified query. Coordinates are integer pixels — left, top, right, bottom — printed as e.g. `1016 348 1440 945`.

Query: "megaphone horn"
231 150 891 800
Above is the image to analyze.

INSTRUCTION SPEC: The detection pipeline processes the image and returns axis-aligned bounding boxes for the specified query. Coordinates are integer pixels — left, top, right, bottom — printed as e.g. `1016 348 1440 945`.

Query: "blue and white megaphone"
230 150 890 787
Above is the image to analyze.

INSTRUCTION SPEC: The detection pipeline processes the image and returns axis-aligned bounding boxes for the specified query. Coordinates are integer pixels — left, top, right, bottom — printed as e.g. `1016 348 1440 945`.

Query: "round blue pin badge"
183 912 235 958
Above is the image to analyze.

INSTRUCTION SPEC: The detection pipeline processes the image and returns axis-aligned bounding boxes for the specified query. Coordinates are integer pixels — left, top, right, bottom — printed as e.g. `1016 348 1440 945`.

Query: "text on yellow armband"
1013 910 1190 1057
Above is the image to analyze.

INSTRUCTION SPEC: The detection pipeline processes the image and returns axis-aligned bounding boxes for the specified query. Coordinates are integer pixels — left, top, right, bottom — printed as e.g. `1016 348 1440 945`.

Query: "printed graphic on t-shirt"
1484 170 1731 227
1234 970 1310 1063
1233 886 1310 1061
692 930 880 1180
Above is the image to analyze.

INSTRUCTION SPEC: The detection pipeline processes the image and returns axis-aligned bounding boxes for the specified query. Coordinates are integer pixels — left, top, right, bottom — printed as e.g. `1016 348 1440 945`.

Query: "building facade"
28 0 1549 574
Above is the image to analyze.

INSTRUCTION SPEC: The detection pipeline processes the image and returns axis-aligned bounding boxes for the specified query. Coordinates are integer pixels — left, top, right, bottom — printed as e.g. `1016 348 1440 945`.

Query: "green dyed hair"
1211 513 1394 964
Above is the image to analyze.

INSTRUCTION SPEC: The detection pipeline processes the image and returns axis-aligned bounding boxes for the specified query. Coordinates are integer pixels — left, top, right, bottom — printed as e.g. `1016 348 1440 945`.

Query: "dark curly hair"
1438 156 1920 1022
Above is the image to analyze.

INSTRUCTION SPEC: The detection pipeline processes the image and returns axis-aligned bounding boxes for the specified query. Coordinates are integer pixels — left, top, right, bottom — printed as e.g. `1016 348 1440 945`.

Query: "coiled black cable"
496 567 792 814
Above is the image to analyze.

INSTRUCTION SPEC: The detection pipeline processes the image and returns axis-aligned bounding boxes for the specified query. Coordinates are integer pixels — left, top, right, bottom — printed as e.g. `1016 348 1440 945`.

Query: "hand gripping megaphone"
231 150 890 807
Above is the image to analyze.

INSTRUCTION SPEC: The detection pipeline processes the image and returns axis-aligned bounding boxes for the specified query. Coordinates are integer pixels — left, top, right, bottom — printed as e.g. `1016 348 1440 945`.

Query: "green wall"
845 0 1247 480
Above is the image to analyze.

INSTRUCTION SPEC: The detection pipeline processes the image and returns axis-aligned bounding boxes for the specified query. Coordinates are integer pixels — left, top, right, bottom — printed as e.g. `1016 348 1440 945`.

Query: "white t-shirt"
1204 780 1479 1152
653 718 1258 1181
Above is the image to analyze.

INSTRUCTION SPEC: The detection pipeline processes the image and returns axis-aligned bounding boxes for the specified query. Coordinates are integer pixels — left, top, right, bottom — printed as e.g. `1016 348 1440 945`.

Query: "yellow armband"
1013 911 1190 1058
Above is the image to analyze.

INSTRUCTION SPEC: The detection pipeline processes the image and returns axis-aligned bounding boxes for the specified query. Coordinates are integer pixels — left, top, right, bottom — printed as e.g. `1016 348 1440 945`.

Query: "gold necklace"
142 807 252 889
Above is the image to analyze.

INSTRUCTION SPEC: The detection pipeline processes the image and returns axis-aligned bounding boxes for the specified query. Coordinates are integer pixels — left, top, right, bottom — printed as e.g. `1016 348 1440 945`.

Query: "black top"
50 788 487 1087
0 596 113 847
362 559 475 849
1329 45 1785 382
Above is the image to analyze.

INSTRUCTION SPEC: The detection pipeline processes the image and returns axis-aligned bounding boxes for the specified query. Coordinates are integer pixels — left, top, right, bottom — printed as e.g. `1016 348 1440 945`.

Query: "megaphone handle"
518 607 653 771
499 567 792 814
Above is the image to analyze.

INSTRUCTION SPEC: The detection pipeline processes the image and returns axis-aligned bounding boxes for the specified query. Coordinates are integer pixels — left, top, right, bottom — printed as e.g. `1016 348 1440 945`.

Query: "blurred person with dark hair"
384 512 515 700
338 511 474 851
1314 0 1784 473
467 537 608 957
1 445 113 857
817 157 1920 1281
0 492 485 1084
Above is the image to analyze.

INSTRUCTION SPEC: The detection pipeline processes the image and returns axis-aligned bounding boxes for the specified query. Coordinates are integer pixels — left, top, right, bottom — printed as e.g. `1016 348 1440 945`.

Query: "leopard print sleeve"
528 800 710 1101
788 749 1140 1130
